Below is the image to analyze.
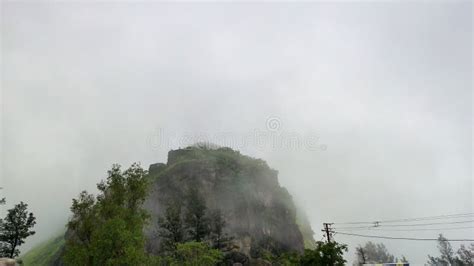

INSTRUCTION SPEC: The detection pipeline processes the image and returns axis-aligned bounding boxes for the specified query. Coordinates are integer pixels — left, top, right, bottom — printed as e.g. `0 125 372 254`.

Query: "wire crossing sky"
334 232 474 242
333 212 474 225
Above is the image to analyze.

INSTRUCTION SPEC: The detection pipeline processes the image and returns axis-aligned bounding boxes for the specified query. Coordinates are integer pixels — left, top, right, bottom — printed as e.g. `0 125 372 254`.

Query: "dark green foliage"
146 241 223 266
300 241 347 266
27 146 315 264
208 209 233 251
355 241 395 264
145 254 175 266
149 146 312 256
355 245 367 265
428 234 473 266
160 145 272 180
457 244 474 265
250 235 287 259
172 241 224 266
263 241 347 266
157 191 232 256
0 202 36 258
158 203 185 253
89 217 146 265
221 251 250 265
428 234 456 265
216 155 241 175
271 252 301 266
66 191 96 252
63 163 149 265
184 188 210 242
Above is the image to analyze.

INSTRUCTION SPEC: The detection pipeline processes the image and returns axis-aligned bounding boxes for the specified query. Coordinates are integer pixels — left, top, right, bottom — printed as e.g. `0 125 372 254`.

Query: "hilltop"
144 145 315 260
22 145 315 265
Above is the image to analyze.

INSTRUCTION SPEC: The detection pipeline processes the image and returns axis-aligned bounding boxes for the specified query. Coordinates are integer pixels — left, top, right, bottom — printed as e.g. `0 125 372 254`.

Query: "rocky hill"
21 145 314 265
144 145 315 259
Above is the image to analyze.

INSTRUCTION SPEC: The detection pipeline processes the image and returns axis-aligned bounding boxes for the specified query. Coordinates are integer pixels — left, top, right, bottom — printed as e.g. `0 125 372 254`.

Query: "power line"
334 219 474 230
334 232 474 242
334 212 474 225
379 213 474 224
332 226 474 232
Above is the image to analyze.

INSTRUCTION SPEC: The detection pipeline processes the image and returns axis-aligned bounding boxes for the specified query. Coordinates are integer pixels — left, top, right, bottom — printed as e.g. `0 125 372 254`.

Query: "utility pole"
322 223 333 243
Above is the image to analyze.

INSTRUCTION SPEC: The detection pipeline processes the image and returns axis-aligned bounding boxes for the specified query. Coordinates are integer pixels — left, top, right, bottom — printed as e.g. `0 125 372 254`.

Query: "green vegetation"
151 144 272 181
21 234 64 266
0 189 36 263
355 241 395 264
156 189 232 256
427 234 474 265
157 202 185 254
63 163 149 265
147 145 321 264
146 242 223 266
295 209 316 249
0 202 36 258
259 241 347 265
21 146 337 265
299 241 347 266
354 241 409 265
208 209 233 251
15 146 474 266
61 162 228 265
172 241 223 265
184 188 210 242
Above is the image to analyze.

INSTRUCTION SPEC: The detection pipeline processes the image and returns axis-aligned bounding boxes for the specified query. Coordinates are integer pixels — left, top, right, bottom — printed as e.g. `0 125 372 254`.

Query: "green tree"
208 209 232 251
158 203 185 253
355 241 395 264
173 241 223 266
0 202 36 258
89 217 146 265
63 163 149 265
271 252 301 266
427 235 473 266
63 191 96 264
355 246 367 265
300 241 347 266
184 188 209 242
457 244 474 265
428 234 456 265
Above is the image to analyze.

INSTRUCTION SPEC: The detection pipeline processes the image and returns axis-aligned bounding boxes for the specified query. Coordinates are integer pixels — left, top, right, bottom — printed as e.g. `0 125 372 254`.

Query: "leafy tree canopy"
300 241 348 266
63 163 149 265
354 241 396 264
428 234 474 266
0 202 36 258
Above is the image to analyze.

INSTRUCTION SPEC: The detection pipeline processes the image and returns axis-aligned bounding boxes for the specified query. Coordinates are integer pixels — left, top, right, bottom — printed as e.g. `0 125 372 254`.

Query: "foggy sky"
1 1 472 263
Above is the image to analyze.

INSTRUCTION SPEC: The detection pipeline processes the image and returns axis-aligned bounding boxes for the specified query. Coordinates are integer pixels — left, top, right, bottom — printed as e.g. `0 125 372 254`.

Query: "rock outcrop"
144 145 314 260
21 145 315 265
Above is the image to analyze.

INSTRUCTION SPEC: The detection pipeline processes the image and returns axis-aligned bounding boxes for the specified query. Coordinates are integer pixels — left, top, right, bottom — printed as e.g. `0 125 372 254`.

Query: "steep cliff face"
144 146 314 258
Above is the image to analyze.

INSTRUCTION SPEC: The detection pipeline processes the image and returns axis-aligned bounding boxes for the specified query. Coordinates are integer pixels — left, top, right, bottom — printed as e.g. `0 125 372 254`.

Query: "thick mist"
1 2 472 264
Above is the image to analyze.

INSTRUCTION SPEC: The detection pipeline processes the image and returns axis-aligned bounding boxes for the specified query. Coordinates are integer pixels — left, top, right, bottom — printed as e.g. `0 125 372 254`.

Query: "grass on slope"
21 234 64 266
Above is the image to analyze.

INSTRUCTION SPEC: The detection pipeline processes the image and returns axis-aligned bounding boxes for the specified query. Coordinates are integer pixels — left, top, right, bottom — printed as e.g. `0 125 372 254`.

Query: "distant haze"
1 1 472 263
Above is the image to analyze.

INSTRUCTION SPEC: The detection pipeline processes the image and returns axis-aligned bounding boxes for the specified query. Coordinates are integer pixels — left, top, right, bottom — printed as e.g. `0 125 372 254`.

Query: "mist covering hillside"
23 145 319 265
2 1 472 265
